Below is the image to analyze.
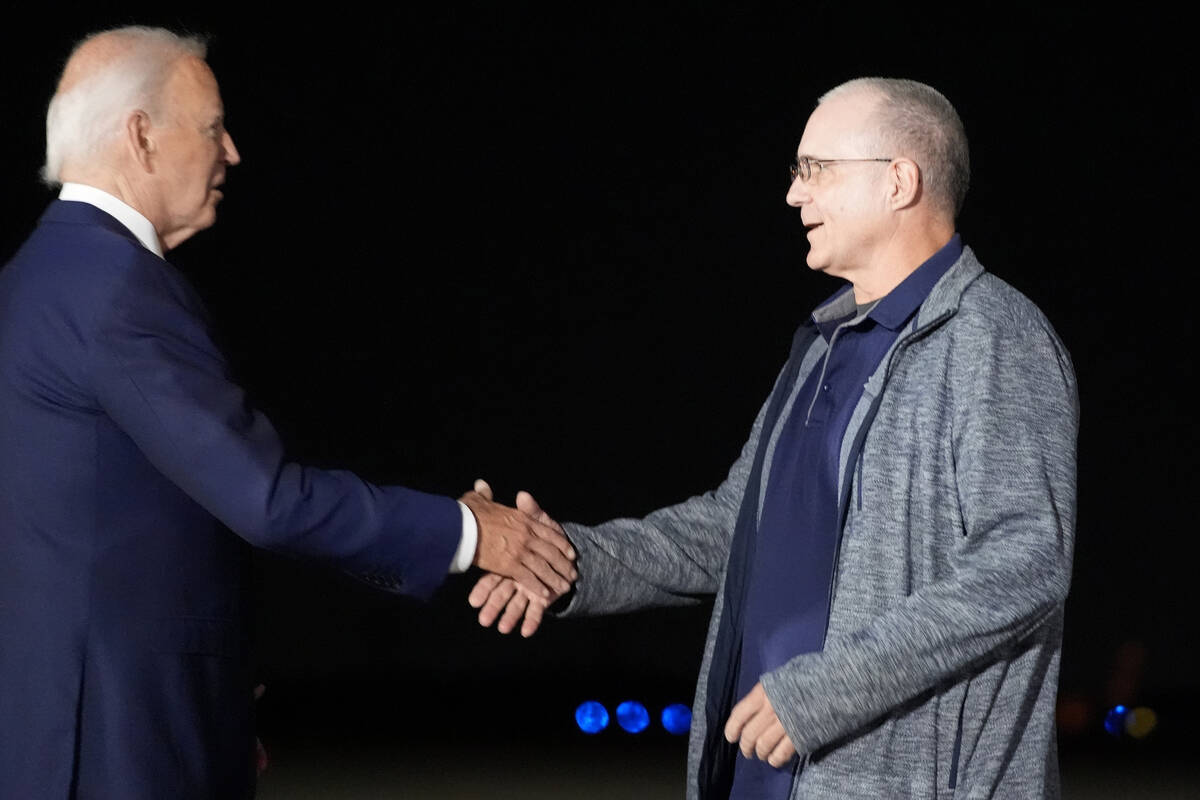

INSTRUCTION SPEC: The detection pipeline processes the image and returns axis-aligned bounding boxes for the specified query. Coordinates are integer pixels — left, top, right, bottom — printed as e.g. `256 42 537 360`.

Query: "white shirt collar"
58 183 163 258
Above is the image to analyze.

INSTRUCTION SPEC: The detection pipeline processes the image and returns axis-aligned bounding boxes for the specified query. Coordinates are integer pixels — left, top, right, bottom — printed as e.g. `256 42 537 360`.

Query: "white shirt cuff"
451 501 479 573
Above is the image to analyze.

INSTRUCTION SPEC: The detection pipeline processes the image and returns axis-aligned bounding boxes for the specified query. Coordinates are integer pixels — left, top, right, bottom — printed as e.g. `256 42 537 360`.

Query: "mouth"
804 222 822 235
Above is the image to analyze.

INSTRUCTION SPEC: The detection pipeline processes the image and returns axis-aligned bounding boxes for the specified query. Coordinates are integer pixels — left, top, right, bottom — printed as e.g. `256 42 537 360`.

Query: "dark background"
2 3 1193 794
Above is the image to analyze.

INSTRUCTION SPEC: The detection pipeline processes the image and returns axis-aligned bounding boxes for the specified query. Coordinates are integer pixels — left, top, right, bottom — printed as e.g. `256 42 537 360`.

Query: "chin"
195 208 218 230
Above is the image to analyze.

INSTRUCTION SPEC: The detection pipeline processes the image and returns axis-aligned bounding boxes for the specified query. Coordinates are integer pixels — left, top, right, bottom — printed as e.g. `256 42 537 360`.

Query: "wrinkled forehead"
796 90 882 157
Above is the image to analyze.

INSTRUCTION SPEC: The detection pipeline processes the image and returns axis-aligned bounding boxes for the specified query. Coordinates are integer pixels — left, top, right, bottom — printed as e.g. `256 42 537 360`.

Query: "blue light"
575 701 609 734
616 700 650 733
661 703 692 735
1103 705 1129 737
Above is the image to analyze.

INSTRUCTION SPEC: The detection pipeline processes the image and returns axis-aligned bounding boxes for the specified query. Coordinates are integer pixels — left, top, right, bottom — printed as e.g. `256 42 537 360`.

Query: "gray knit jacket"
559 247 1079 799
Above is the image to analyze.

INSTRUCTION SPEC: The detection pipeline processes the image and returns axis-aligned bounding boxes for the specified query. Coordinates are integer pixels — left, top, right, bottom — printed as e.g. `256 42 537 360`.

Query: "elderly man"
0 25 575 799
469 78 1078 798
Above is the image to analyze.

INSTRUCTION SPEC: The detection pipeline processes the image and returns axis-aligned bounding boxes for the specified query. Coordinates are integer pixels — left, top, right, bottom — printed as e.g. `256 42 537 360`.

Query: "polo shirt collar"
868 234 962 331
810 233 963 336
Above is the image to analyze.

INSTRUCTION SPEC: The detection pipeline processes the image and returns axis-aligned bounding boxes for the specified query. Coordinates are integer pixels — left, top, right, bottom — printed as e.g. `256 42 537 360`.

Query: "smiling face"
786 91 893 279
150 56 240 247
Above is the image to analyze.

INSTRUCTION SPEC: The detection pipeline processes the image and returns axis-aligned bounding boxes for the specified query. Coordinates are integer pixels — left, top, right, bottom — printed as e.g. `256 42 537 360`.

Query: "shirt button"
823 384 830 391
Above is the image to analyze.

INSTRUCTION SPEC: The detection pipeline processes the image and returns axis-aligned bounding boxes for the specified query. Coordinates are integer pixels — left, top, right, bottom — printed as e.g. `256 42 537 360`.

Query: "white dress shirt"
57 182 478 573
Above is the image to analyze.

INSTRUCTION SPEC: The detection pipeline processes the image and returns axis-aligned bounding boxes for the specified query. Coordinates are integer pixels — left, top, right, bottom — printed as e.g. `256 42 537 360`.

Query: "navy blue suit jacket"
0 201 462 798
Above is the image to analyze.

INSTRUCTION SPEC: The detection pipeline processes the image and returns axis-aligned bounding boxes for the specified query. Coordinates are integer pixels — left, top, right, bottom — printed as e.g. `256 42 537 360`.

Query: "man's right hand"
466 481 570 637
459 481 576 602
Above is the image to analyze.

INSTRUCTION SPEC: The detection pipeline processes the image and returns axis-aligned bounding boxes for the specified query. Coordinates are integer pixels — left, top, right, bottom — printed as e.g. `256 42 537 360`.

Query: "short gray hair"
821 77 970 218
42 26 206 186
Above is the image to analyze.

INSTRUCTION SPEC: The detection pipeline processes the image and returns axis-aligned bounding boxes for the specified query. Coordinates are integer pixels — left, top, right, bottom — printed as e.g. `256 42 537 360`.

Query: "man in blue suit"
0 25 576 799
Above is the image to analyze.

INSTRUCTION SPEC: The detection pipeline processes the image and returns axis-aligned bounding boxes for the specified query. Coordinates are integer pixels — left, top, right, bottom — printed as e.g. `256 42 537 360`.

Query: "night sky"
1 3 1192 789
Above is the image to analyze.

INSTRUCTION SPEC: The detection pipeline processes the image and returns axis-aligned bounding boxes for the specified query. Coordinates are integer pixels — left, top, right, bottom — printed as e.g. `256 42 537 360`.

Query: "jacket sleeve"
559 374 780 617
88 255 461 599
761 299 1079 755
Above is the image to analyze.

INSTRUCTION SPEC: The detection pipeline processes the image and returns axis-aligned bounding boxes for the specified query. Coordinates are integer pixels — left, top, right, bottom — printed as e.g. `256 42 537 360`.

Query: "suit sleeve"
88 255 461 599
761 304 1079 755
558 375 779 617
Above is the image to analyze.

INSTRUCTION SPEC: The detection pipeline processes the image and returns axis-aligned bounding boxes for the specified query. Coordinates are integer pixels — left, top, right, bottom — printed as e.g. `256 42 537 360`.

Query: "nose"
786 175 809 207
222 130 241 166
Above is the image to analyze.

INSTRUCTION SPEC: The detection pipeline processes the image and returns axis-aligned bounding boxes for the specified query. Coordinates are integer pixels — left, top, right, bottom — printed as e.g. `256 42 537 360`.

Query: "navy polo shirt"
729 234 963 799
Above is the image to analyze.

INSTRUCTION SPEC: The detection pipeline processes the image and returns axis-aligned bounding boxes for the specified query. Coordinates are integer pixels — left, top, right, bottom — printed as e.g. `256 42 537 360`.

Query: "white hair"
42 26 206 186
820 77 970 218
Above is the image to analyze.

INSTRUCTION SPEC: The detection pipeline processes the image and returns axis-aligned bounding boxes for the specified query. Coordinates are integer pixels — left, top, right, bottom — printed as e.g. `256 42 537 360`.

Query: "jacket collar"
916 244 985 328
39 199 150 253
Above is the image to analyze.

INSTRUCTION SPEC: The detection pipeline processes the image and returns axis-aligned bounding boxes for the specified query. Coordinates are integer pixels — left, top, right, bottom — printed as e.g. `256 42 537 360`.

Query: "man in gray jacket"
469 77 1078 799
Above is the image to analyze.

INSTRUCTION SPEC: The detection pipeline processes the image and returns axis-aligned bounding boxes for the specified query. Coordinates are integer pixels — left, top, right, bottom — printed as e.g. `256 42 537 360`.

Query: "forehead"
163 56 223 117
796 90 880 156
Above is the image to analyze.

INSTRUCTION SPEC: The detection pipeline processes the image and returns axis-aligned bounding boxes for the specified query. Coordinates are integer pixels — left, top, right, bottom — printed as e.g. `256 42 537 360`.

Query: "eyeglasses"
789 156 893 183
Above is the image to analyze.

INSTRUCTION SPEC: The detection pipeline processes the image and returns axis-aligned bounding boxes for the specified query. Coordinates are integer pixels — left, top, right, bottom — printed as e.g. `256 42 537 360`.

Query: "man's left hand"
724 681 796 767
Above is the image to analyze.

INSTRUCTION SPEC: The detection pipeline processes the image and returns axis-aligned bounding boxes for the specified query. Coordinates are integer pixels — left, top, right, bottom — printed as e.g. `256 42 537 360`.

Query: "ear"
886 158 921 210
124 110 156 173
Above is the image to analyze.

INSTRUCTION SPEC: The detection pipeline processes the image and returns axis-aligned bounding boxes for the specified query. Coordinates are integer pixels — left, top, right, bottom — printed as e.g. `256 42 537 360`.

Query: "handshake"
458 479 573 637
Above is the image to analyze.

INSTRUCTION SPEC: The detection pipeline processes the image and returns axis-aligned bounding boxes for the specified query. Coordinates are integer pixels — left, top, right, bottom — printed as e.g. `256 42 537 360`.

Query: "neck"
847 220 955 303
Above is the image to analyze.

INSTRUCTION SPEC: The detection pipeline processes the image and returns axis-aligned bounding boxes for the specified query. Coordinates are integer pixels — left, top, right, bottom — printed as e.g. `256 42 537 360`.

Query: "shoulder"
940 266 1078 406
4 221 172 332
958 272 1053 331
14 214 165 289
16 218 206 338
945 263 1071 368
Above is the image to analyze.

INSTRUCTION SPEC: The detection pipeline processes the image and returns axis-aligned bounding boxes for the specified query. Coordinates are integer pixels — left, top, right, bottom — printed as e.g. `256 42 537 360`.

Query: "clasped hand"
459 479 576 610
464 480 572 637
